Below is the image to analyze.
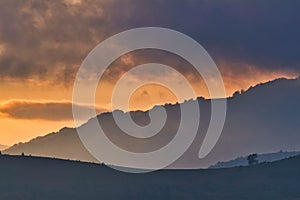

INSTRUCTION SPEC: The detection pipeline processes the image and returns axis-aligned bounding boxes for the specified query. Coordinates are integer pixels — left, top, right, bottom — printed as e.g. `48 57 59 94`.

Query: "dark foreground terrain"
0 154 300 200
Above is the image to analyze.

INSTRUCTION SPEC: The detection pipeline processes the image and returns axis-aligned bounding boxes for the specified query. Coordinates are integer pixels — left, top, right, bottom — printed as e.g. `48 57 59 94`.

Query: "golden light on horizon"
128 83 178 111
0 118 75 146
0 67 298 146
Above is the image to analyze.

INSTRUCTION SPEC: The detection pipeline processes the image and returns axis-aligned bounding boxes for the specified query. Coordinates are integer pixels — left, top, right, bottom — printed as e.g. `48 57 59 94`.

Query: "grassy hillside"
0 154 300 200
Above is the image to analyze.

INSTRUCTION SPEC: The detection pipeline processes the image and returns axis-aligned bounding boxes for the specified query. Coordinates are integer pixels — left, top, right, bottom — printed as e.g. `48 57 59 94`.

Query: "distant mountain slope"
210 151 300 169
0 144 8 151
4 77 300 168
0 154 300 200
4 127 97 163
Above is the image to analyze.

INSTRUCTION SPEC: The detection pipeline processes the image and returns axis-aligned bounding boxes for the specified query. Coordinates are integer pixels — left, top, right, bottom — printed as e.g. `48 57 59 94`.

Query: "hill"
0 154 300 199
210 151 300 169
4 127 97 163
4 77 300 168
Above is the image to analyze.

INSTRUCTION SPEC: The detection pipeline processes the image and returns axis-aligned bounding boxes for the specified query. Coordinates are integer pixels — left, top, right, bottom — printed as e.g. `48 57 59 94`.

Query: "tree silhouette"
247 153 259 165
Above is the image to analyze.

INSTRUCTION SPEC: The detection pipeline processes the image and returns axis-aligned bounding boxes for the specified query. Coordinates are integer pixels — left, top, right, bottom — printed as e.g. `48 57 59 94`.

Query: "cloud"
0 0 108 84
0 100 107 121
0 0 299 87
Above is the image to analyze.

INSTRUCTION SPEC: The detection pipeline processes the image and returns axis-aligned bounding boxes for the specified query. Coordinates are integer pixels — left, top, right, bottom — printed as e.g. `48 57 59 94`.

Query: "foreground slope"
0 154 300 200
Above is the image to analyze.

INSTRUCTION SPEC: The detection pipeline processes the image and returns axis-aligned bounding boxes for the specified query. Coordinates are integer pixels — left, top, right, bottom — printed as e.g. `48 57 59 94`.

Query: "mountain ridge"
4 77 300 168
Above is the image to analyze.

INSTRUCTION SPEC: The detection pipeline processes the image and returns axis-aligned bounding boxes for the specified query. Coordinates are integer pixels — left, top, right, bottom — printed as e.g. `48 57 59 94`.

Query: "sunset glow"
0 0 299 147
0 69 297 145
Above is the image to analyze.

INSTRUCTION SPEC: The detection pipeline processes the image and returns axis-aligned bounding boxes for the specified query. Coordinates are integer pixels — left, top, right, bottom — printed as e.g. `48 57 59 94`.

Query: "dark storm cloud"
0 0 299 85
122 0 300 72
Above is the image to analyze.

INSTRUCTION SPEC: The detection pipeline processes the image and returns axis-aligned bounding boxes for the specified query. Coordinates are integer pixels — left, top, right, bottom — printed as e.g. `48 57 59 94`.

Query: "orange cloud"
0 100 107 121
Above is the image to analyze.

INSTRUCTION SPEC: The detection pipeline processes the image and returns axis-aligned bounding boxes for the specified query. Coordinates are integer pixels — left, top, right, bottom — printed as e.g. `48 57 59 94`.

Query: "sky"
0 0 299 145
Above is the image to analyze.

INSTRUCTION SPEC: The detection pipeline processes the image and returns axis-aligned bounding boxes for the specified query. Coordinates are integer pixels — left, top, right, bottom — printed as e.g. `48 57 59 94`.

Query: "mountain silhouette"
4 77 300 168
0 154 300 199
